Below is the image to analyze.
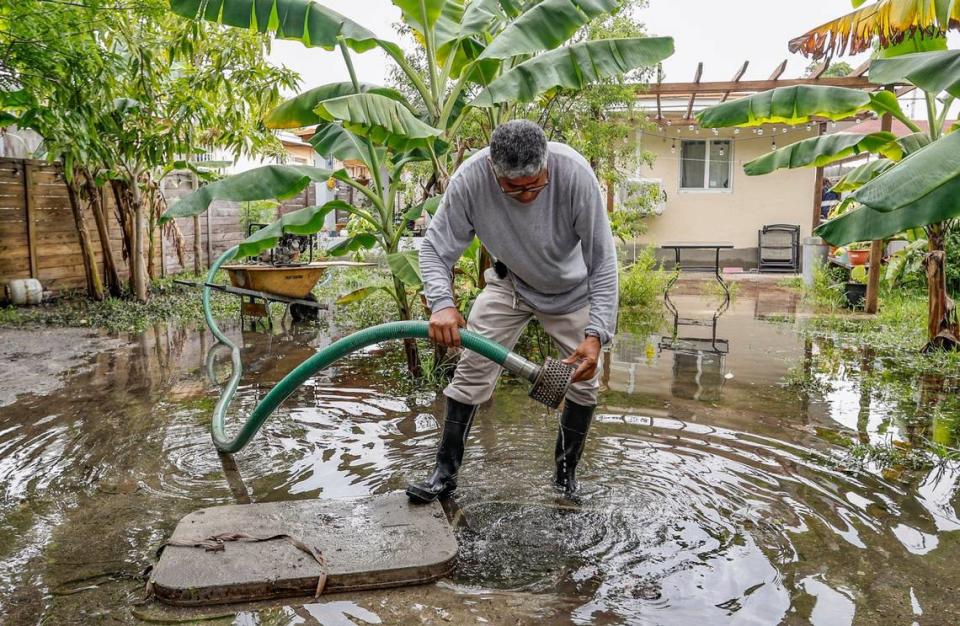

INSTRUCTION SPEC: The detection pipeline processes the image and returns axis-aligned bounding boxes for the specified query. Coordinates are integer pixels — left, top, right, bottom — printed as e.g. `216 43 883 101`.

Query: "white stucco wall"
634 126 818 249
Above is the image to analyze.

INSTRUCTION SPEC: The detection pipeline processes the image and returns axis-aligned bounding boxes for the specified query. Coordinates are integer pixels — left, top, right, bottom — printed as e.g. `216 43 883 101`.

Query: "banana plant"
697 46 960 348
162 0 674 373
789 0 960 59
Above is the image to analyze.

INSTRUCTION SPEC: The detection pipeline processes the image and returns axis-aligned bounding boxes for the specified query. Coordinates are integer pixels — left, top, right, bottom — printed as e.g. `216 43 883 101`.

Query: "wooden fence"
0 158 247 292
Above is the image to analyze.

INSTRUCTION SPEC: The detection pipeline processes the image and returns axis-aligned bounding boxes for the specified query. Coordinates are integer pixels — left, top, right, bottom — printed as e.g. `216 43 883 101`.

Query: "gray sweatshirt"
420 142 618 344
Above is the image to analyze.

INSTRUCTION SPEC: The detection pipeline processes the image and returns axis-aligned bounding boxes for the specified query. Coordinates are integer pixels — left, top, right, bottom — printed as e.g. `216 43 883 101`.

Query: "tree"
1 0 295 301
162 0 674 373
803 60 855 77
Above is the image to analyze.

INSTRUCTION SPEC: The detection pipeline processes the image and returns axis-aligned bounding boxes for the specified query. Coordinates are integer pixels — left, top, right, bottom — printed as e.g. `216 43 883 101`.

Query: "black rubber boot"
554 400 596 496
406 397 478 504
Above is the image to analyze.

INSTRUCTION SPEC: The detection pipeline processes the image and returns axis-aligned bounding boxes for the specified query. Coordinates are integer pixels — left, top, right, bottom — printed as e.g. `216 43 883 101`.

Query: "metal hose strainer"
527 357 576 409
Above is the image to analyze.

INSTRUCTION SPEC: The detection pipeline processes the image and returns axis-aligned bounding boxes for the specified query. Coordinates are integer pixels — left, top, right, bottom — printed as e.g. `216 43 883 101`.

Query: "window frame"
678 138 734 193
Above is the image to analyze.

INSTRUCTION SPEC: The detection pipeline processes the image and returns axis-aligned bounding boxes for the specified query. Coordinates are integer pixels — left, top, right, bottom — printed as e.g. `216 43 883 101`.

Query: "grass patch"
0 272 239 333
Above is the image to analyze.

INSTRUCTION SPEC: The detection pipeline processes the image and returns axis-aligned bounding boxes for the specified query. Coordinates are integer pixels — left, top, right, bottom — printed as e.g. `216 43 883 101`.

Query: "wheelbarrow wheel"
290 294 320 323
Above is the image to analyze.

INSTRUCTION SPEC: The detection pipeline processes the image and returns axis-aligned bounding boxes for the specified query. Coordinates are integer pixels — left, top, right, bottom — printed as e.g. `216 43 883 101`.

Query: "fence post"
22 161 38 279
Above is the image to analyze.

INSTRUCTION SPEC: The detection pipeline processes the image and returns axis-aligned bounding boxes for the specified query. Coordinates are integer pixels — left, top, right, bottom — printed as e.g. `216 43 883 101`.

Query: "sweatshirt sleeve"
573 168 619 345
420 180 475 313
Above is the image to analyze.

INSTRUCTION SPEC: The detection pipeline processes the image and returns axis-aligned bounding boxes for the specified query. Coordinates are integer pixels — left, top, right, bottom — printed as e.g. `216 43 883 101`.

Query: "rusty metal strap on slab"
147 532 327 599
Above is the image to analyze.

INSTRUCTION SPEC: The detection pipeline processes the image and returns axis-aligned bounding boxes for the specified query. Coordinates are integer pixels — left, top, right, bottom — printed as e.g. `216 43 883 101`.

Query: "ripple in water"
451 412 960 625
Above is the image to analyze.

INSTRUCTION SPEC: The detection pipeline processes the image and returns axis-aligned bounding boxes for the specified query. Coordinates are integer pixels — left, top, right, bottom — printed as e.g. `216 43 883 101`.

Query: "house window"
680 140 731 190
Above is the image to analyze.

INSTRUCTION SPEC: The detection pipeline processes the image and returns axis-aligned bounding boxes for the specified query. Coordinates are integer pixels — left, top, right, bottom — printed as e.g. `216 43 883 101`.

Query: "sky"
267 0 956 118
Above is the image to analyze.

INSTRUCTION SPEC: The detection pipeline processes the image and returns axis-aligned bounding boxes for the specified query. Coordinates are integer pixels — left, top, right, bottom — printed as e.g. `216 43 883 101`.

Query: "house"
626 61 883 270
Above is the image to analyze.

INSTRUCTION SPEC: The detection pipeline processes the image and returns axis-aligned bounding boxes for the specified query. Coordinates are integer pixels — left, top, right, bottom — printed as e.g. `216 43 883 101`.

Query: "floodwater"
0 281 958 625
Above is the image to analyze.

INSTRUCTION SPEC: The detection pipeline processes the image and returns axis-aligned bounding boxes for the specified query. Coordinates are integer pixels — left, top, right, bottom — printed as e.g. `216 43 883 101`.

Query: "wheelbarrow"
175 261 374 324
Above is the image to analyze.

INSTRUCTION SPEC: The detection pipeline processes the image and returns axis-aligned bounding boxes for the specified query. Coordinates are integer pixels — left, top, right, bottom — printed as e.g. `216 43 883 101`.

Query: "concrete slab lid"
151 492 457 606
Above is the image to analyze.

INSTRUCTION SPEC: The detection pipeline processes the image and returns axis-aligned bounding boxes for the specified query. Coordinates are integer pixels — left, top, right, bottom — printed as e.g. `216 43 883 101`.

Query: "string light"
757 128 764 136
772 139 777 149
671 139 676 154
831 121 838 129
734 128 740 135
718 144 725 156
782 128 789 134
688 124 695 131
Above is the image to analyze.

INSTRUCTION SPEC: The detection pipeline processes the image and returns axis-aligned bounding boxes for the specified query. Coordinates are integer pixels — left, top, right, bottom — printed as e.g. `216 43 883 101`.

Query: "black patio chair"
757 224 800 273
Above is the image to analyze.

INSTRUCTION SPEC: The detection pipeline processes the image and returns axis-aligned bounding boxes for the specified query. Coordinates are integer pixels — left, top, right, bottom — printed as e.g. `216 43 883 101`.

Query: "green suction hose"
203 247 546 454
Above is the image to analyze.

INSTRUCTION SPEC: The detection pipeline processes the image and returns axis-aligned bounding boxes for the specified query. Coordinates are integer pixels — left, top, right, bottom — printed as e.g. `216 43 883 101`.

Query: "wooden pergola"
635 59 903 122
634 59 909 230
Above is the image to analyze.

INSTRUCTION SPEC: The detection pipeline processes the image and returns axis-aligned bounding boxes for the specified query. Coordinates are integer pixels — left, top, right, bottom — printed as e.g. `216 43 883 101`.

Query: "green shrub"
618 247 672 336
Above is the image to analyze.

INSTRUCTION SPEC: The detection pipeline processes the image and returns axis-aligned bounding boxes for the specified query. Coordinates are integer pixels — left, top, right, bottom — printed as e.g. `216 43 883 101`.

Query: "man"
407 120 618 503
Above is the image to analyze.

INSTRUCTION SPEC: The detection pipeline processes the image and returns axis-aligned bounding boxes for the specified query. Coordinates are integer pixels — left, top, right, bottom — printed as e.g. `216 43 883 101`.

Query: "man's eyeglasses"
488 157 549 198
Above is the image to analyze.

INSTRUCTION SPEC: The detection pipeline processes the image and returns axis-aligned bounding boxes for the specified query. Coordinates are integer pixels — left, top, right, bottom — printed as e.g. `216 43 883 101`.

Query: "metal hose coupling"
502 353 576 409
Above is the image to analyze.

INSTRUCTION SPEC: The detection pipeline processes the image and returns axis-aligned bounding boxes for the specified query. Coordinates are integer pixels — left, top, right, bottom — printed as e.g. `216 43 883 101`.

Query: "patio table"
660 241 734 317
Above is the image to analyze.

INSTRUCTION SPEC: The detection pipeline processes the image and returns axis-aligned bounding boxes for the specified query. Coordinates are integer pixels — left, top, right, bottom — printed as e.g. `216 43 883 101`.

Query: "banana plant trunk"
83 171 123 298
922 224 960 351
65 174 105 301
392 275 422 377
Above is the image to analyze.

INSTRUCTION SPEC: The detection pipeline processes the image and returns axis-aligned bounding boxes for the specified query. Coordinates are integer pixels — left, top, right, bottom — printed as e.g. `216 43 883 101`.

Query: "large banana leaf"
390 140 451 172
159 164 333 222
393 0 446 33
336 285 393 305
895 131 932 155
435 1 504 81
472 36 674 106
697 85 872 128
743 132 900 176
170 0 382 52
236 201 349 258
403 195 443 220
869 50 960 97
309 123 385 165
448 38 502 83
314 93 443 152
456 0 503 41
327 233 377 256
264 82 406 129
431 0 503 51
788 0 960 59
816 132 960 244
856 129 960 212
831 159 895 192
386 250 422 287
479 0 619 60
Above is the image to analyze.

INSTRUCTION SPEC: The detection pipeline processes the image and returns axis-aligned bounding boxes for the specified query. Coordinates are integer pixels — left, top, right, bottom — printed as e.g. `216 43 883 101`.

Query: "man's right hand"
429 306 466 347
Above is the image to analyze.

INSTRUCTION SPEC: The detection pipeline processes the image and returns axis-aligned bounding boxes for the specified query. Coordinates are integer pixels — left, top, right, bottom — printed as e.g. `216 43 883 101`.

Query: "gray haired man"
407 120 618 503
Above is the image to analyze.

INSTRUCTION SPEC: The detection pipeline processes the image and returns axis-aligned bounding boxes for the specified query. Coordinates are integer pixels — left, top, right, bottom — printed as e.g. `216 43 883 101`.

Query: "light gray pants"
444 269 601 406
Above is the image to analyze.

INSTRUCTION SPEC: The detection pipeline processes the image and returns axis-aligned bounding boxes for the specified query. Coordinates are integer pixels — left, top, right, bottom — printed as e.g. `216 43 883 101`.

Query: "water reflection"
0 283 958 624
